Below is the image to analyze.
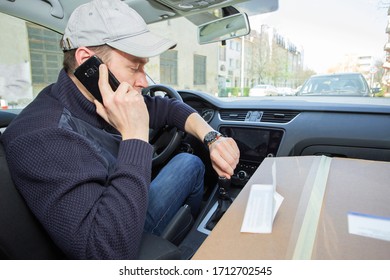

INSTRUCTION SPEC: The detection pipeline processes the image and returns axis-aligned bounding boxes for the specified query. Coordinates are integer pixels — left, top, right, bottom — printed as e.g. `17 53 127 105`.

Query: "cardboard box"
192 156 390 259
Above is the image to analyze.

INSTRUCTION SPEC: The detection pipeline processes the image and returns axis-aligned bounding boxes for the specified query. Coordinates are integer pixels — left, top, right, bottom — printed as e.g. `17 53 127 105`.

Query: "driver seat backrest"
0 141 66 259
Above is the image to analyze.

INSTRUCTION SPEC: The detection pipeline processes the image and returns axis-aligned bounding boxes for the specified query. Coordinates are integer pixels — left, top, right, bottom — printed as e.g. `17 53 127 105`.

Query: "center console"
196 126 284 236
219 126 284 186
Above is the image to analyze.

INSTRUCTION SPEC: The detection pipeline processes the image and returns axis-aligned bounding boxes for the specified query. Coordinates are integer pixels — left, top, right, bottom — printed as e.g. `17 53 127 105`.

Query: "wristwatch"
203 130 222 147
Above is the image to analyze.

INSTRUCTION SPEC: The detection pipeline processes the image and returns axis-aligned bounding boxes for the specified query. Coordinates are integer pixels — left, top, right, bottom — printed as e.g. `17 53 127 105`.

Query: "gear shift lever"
205 176 233 231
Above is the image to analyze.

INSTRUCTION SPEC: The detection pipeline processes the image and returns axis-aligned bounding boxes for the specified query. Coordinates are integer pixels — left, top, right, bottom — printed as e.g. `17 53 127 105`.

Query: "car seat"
0 141 66 259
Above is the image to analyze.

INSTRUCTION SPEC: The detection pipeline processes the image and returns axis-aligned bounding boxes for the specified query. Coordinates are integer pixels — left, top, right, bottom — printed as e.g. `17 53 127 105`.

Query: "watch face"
204 131 220 146
205 131 218 141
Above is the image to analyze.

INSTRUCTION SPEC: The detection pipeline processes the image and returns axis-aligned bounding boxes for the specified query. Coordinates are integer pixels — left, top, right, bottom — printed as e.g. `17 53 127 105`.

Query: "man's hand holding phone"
94 64 149 142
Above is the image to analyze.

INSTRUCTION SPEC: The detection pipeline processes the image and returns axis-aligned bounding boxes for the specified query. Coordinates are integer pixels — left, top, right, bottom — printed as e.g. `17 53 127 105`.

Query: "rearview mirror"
197 13 250 45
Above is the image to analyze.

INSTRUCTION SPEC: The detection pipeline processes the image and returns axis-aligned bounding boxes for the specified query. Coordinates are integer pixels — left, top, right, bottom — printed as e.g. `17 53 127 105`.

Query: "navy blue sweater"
1 69 195 259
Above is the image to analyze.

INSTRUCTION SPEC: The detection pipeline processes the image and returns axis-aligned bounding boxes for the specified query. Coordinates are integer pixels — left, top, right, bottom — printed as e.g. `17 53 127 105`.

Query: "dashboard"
179 89 390 186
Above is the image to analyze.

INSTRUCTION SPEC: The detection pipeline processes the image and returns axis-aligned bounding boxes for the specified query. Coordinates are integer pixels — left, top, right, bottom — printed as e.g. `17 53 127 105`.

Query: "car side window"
0 12 63 110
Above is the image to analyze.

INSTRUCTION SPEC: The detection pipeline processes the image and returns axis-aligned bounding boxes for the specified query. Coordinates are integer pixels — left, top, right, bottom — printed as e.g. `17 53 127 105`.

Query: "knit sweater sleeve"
6 128 153 259
144 95 196 131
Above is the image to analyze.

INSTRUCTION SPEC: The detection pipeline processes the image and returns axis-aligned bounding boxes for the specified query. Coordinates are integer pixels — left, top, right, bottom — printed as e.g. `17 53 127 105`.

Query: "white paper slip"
241 161 284 233
241 184 284 233
348 212 390 242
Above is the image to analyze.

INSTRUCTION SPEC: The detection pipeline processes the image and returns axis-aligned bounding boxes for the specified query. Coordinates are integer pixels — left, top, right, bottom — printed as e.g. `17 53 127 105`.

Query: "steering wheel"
143 84 184 167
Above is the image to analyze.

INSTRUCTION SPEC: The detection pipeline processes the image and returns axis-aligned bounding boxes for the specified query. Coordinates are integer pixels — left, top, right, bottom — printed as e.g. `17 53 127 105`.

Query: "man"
1 0 239 259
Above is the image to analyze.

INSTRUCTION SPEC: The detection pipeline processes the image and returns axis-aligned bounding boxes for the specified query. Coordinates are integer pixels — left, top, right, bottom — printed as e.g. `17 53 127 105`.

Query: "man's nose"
134 73 149 89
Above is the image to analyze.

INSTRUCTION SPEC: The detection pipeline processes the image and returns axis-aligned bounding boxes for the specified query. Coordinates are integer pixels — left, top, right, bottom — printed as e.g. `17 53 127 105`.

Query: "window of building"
219 46 226 61
194 54 206 85
229 40 234 49
27 23 63 85
160 50 178 85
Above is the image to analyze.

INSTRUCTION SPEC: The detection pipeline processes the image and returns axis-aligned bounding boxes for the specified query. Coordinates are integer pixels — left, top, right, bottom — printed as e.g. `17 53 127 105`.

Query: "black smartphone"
74 55 120 103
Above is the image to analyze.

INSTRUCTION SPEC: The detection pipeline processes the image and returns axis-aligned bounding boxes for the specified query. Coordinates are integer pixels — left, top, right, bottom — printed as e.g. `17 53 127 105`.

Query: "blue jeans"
144 153 205 235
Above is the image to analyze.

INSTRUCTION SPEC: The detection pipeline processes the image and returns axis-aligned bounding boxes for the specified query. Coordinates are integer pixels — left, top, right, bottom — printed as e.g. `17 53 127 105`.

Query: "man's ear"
74 47 94 66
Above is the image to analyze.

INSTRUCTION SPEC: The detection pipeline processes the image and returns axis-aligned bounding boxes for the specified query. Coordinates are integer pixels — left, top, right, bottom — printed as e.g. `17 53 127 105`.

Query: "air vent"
220 110 300 123
220 110 248 121
261 110 300 123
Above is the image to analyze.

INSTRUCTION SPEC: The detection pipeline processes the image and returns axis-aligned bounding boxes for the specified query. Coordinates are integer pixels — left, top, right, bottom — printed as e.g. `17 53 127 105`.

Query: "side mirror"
197 13 250 45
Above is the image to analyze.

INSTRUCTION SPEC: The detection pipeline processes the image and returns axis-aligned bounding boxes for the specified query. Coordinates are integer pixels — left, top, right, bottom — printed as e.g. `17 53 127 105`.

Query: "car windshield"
146 0 388 100
0 0 388 110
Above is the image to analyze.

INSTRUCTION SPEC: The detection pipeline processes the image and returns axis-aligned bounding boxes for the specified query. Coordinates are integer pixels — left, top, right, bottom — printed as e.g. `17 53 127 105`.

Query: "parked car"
0 0 389 267
276 87 295 96
248 84 278 96
296 72 371 96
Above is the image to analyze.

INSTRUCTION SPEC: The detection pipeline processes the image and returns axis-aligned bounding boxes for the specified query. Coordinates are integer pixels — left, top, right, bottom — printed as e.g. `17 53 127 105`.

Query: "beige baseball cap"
62 0 176 57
